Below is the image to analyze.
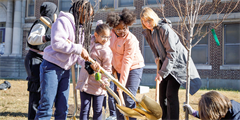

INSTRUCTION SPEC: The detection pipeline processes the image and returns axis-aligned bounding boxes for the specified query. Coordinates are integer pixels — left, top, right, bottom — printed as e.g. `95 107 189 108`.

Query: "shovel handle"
71 65 78 119
88 57 139 102
114 72 126 106
96 78 122 106
155 58 160 104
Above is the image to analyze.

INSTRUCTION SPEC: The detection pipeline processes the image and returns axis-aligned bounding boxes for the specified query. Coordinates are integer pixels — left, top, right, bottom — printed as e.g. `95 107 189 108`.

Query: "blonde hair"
140 7 161 29
198 91 232 120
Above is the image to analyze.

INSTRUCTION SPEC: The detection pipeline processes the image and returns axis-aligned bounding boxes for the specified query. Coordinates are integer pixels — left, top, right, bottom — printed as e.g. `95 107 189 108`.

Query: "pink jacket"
43 11 83 70
76 36 112 96
110 29 145 87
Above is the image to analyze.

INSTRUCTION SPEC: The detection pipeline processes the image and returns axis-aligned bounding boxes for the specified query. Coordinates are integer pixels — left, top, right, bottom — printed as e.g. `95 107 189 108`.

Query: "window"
143 37 155 64
0 22 5 43
27 0 35 17
224 23 240 65
100 0 114 9
191 25 209 64
59 0 72 12
118 0 134 7
145 0 158 5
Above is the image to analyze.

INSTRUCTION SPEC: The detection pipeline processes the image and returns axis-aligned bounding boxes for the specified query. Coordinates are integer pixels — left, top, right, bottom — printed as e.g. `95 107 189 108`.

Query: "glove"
45 34 51 41
85 61 95 75
183 104 195 115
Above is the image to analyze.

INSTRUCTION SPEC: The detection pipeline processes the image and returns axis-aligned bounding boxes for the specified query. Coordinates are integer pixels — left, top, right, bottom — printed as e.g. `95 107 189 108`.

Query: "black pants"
159 74 180 120
24 50 43 120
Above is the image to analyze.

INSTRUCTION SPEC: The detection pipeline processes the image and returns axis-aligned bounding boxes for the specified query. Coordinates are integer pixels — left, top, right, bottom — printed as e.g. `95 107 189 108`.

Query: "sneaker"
0 81 11 90
106 116 117 120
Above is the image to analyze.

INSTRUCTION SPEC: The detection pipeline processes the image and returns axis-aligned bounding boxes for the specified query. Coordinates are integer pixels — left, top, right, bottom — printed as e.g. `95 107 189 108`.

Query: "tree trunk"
185 29 193 120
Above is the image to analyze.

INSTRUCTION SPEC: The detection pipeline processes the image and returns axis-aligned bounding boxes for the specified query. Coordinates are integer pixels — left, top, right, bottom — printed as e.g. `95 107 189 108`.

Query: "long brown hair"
198 91 232 120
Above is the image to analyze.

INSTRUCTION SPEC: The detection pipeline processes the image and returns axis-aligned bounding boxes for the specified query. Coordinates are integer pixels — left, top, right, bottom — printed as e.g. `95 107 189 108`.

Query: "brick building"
0 0 239 90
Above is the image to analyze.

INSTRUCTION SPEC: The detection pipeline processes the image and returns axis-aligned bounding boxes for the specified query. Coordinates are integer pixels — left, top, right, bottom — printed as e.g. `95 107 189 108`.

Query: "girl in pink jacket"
76 20 112 120
106 8 145 120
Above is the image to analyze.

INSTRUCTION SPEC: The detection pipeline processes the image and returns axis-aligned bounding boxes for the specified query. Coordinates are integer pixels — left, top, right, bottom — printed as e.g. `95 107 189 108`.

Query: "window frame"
93 0 135 12
222 23 240 66
191 25 210 65
26 0 35 17
58 0 72 12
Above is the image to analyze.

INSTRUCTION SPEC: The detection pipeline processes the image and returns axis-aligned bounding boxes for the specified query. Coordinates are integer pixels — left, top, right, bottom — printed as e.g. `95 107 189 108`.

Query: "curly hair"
106 8 136 28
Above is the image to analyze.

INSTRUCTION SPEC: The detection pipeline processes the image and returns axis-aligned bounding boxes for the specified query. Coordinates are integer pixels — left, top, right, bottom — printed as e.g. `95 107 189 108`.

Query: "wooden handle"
71 65 78 118
114 72 126 106
53 14 57 23
40 17 51 29
155 58 160 104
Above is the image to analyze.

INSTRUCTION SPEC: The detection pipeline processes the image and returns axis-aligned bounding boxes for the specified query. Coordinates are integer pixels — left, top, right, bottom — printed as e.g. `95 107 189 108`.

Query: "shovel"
70 65 78 120
155 58 160 104
94 74 145 120
88 58 162 119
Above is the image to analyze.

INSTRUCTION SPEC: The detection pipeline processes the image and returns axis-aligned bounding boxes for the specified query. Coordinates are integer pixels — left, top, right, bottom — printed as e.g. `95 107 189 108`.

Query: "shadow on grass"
0 112 28 117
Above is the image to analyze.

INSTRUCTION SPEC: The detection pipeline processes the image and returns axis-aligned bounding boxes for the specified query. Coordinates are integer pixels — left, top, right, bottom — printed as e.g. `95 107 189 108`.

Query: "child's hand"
100 81 110 90
90 61 100 72
183 103 196 116
81 48 90 61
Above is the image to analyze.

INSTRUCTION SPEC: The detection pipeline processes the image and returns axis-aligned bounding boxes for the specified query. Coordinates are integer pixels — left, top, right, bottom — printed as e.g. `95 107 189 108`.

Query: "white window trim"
188 0 213 4
220 65 240 70
143 0 164 8
96 0 135 12
195 64 212 70
26 0 35 18
221 0 239 2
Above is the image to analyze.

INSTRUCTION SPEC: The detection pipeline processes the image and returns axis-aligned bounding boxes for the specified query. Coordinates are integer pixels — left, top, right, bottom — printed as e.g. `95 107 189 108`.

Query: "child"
106 8 145 120
35 1 100 119
24 2 58 119
140 7 202 119
76 20 112 120
183 91 240 120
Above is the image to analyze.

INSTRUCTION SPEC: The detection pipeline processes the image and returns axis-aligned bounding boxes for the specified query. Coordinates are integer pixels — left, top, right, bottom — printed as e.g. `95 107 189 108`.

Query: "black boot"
0 81 11 90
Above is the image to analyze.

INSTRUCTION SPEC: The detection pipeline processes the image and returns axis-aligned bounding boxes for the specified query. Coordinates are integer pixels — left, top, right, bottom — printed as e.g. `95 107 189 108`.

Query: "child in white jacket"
76 20 112 120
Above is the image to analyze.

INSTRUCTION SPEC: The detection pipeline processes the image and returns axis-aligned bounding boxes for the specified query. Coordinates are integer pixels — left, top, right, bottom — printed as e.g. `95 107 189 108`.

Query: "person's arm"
51 17 82 55
158 25 178 79
28 24 46 45
119 38 136 87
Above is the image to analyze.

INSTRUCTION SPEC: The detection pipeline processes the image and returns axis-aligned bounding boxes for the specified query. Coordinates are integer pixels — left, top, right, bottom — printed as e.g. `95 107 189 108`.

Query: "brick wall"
22 0 240 81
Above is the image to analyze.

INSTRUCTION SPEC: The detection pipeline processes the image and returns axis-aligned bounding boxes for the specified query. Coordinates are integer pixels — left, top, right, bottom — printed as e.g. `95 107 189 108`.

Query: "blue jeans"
114 68 143 120
35 60 70 120
80 91 104 120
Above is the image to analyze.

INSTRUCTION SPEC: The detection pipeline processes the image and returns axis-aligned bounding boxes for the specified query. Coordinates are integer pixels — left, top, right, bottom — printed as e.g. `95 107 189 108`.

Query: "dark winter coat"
142 19 202 95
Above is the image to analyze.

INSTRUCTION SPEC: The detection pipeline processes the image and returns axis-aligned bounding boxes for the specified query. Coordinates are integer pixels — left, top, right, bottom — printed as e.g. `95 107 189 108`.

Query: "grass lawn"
0 79 239 120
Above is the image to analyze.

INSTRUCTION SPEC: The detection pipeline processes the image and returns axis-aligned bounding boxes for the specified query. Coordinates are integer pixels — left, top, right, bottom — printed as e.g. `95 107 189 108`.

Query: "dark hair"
95 24 110 34
69 0 94 52
106 8 136 28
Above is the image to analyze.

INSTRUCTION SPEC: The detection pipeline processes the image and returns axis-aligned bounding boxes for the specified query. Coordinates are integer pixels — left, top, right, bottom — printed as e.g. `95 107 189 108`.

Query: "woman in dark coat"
140 7 202 119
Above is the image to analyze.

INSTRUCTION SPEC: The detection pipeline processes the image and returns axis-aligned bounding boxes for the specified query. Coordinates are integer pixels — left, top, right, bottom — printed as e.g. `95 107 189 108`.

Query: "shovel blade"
133 108 159 120
139 95 162 119
116 104 146 119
